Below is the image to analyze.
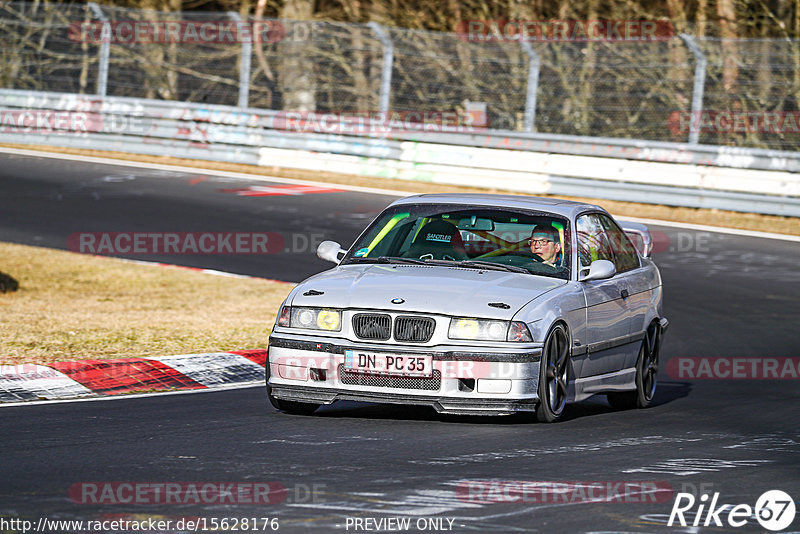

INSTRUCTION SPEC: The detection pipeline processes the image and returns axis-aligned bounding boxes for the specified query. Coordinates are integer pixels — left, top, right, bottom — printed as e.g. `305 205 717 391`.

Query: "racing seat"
404 220 468 261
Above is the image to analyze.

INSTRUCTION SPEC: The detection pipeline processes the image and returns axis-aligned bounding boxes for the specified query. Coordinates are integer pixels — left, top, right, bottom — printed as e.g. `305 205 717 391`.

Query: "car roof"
388 193 606 219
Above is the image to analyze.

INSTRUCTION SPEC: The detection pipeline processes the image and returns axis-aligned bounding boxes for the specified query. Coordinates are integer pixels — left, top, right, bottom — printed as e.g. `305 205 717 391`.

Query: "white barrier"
1 88 799 216
256 142 800 198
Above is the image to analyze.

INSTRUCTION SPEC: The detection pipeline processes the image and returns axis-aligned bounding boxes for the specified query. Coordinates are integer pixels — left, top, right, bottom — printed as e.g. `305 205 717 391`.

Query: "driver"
529 225 562 266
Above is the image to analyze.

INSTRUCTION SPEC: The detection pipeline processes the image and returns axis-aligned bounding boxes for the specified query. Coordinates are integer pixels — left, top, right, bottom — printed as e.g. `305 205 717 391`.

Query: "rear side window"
576 214 615 268
597 214 640 273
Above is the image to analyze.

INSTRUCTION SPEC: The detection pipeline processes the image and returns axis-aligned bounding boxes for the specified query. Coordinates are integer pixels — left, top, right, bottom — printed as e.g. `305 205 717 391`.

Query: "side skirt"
573 368 636 402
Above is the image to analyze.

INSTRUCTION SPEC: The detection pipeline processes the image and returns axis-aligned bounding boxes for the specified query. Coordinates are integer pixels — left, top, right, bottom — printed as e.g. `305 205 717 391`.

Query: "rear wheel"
536 324 570 423
607 320 661 409
266 364 320 415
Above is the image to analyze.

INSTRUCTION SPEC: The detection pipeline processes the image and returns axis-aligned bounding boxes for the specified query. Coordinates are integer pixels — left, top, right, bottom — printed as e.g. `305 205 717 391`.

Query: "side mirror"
579 259 616 282
317 240 346 264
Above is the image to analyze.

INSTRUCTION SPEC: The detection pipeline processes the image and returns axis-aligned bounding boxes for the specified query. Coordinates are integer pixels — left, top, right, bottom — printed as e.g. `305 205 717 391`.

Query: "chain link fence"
0 2 100 94
95 5 242 106
385 28 528 129
1 1 799 150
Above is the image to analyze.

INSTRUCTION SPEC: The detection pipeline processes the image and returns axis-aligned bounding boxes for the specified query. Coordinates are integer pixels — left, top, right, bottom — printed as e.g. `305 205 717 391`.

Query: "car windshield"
341 204 571 280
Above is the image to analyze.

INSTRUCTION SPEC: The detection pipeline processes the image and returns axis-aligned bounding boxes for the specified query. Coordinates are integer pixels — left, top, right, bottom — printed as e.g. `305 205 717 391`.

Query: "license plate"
344 350 433 377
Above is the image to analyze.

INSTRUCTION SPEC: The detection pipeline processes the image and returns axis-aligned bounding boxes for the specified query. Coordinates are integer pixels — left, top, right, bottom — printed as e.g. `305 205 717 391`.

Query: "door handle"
620 288 629 299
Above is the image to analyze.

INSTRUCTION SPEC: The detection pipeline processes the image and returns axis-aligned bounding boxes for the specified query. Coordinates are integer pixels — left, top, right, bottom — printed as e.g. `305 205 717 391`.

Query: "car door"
577 213 632 377
597 213 648 370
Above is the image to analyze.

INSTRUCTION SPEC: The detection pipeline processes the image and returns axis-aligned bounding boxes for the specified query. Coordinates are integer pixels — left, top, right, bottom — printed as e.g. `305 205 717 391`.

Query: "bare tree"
253 0 275 107
716 0 739 90
279 0 315 111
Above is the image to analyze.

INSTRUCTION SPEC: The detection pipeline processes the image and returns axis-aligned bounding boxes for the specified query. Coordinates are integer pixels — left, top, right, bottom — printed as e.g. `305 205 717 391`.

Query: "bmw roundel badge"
391 298 405 304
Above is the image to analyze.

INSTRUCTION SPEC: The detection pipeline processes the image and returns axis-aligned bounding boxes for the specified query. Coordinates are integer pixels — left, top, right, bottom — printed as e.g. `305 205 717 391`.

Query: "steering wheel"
501 253 543 267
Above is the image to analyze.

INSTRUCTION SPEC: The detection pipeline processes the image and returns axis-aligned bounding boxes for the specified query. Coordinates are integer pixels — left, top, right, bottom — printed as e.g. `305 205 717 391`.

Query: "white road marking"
723 434 800 452
289 488 483 516
618 215 800 243
411 436 706 465
622 458 773 476
0 146 414 197
106 256 293 283
253 436 390 445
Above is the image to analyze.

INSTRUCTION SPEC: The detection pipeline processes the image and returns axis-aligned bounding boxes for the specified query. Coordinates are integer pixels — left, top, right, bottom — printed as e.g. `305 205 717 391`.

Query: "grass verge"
0 242 292 365
2 143 798 236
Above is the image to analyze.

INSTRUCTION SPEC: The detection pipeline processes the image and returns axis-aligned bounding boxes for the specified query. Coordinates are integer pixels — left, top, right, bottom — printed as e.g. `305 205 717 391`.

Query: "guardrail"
1 88 798 217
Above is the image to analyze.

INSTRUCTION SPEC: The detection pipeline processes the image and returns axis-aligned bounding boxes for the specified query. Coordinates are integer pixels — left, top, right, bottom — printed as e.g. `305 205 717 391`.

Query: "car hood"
289 264 566 320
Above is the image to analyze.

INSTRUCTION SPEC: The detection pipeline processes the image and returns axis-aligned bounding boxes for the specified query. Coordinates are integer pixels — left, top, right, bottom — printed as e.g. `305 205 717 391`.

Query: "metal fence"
1 1 800 151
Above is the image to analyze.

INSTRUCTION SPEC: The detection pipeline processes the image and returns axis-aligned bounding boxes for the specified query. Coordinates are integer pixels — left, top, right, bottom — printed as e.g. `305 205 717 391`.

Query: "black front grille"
352 313 391 340
338 365 441 390
394 316 435 342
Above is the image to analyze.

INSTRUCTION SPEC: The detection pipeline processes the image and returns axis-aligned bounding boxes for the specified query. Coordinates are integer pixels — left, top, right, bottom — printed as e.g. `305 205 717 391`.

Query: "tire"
607 320 661 409
536 324 571 423
266 363 320 415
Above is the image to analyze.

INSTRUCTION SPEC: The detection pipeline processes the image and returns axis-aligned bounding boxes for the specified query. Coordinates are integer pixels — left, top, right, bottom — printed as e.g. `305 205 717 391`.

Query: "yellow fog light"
451 318 479 339
290 307 342 331
316 309 341 331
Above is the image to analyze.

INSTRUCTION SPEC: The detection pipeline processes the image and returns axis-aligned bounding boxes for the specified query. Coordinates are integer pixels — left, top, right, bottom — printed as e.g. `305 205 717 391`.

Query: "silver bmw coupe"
267 194 668 422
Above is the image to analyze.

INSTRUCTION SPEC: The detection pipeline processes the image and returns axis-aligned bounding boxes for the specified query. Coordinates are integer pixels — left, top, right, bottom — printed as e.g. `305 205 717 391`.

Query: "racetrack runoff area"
2 143 799 237
0 147 798 534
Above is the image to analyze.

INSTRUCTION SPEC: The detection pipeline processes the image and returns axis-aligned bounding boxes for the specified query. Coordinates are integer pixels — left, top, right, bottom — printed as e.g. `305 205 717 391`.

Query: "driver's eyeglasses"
529 238 553 246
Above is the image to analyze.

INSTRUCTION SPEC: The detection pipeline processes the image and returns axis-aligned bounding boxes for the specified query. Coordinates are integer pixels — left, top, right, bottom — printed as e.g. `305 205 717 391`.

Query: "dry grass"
3 143 798 236
0 242 293 365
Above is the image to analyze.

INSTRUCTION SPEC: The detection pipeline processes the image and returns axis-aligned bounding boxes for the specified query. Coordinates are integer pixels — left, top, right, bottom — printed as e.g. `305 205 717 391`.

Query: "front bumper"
267 334 543 416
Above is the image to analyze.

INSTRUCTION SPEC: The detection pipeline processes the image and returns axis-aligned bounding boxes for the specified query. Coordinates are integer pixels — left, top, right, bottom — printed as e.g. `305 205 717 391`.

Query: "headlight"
287 307 341 331
448 318 532 342
449 318 508 341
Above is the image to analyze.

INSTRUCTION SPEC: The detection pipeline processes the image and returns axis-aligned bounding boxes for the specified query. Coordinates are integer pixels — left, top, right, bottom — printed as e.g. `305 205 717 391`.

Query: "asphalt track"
1 152 799 534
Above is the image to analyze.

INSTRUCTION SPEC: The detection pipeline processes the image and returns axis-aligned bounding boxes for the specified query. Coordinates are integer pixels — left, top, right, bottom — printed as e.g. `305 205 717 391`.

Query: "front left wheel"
535 324 571 423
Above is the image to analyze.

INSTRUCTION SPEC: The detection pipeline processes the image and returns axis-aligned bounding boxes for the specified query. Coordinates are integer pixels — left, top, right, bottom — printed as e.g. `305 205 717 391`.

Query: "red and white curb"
0 350 267 403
